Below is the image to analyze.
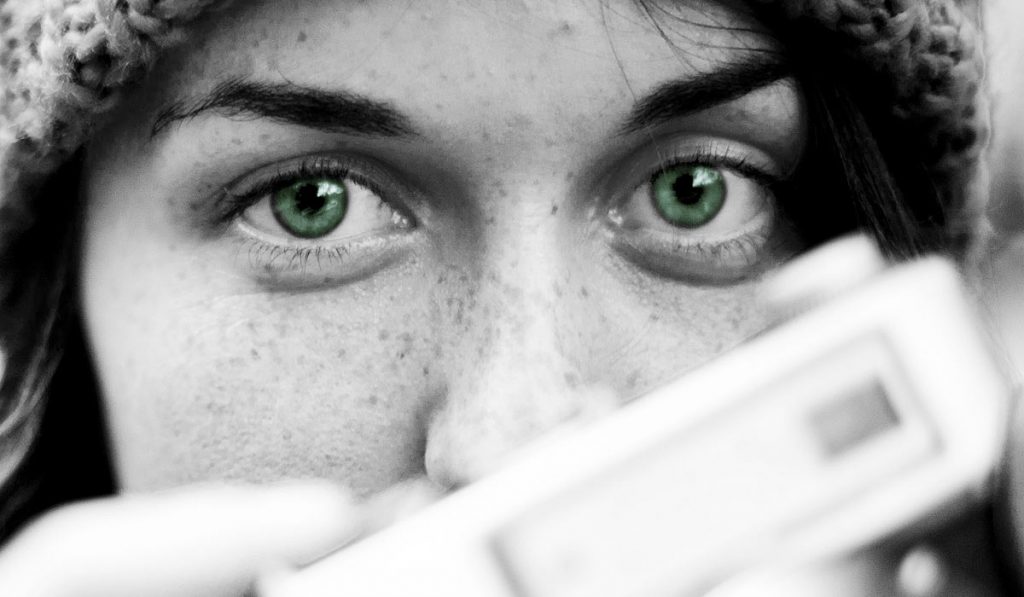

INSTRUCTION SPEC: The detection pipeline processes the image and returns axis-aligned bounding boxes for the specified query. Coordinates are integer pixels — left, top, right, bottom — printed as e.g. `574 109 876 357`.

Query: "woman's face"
81 0 806 495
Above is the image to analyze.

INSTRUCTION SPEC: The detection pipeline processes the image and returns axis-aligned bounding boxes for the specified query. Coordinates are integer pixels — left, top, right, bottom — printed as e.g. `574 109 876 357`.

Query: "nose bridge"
424 202 615 489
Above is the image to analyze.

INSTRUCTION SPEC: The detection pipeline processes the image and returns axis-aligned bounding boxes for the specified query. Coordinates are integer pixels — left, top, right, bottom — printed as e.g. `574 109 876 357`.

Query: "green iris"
650 165 726 228
271 178 348 239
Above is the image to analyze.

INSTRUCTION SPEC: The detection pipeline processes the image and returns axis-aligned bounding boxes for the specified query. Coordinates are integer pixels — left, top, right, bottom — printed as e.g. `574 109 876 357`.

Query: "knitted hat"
0 0 987 249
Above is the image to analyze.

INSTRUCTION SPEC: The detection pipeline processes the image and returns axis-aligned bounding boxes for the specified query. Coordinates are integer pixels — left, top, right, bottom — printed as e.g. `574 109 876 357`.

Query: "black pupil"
671 172 701 205
295 183 327 215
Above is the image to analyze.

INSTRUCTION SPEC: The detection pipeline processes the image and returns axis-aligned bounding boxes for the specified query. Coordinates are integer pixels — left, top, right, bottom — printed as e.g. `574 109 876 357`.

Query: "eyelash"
242 240 361 271
216 156 394 225
209 155 419 285
607 143 794 279
214 143 791 283
647 144 782 187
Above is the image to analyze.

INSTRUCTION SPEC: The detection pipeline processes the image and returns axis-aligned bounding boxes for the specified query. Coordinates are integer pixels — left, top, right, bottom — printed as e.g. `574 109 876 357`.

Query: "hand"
0 481 371 597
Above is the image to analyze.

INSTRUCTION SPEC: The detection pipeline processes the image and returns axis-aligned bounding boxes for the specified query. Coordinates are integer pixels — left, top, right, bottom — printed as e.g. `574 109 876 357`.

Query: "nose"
423 220 617 490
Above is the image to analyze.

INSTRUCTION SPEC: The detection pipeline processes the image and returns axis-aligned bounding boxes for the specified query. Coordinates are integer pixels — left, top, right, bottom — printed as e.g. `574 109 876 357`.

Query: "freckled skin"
81 0 805 495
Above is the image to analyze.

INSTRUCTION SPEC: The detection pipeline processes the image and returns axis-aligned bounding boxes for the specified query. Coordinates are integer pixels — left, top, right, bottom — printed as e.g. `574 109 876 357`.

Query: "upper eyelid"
650 150 779 185
610 140 784 198
214 154 405 223
224 155 377 197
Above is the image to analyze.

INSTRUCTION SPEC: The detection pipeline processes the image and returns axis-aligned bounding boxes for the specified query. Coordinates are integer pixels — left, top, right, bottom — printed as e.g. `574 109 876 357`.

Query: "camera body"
260 236 1012 597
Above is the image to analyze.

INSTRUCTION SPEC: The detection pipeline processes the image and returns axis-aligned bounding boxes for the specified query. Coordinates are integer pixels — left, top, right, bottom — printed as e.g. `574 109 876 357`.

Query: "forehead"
151 0 779 117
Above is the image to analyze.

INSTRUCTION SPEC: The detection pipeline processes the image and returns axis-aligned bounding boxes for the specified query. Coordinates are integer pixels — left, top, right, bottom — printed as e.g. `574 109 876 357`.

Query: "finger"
0 481 359 597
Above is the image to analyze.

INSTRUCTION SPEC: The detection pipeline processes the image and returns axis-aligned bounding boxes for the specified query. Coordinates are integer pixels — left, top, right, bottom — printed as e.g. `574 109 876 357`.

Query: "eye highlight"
213 155 419 287
271 178 348 238
605 140 798 283
650 164 726 228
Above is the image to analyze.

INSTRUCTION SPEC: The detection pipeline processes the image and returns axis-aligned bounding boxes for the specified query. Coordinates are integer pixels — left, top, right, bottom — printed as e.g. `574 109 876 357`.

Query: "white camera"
260 235 1013 597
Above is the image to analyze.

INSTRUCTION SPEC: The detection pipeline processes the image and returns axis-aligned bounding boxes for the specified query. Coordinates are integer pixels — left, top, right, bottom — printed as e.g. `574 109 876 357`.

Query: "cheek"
558 237 767 399
581 280 764 400
84 243 443 496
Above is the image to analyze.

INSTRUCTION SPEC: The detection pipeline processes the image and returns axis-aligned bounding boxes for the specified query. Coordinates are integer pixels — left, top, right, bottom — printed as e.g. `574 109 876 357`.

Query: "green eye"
650 165 726 228
271 178 348 238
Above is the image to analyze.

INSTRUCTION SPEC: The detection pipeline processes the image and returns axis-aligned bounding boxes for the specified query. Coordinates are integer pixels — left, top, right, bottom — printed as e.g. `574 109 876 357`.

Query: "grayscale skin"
0 0 889 595
79 0 804 495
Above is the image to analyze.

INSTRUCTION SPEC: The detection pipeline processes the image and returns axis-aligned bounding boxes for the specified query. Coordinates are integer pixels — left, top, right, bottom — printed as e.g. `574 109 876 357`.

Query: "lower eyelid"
605 209 789 284
230 231 419 290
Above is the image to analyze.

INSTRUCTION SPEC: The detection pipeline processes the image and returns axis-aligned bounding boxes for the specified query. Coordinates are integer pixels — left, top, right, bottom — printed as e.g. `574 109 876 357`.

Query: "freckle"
378 329 390 340
564 371 580 388
580 286 589 298
250 348 260 359
550 204 558 215
422 365 430 377
550 21 574 37
367 395 379 406
297 30 307 43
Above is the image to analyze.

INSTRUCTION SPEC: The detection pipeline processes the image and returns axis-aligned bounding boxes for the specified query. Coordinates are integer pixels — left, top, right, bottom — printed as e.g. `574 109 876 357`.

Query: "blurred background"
987 0 1024 235
983 0 1024 377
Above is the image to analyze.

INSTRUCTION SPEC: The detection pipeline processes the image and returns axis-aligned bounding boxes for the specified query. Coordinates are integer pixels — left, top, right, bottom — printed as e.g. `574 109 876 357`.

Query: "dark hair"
771 17 951 260
0 157 115 543
0 18 965 544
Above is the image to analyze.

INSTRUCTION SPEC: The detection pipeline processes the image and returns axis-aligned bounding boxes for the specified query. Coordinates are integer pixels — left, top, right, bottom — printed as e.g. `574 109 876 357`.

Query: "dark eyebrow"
620 53 792 135
150 78 418 139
